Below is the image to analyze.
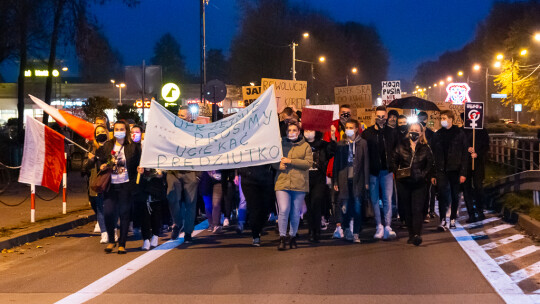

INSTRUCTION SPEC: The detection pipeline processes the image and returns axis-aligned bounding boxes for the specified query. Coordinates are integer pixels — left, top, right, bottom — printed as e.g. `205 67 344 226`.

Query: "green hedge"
486 123 540 136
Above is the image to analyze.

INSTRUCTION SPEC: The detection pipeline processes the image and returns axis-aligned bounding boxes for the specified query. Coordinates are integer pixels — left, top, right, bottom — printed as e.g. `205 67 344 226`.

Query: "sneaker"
383 226 396 240
332 226 344 239
477 212 486 221
438 220 447 232
184 233 193 243
449 219 456 229
117 246 127 254
236 222 244 234
223 218 230 227
114 229 119 242
150 235 159 247
374 224 384 239
412 235 422 246
207 225 214 232
424 215 430 223
213 226 223 234
353 234 361 243
429 211 436 219
345 228 354 241
100 232 108 244
252 237 261 247
171 225 181 240
321 217 328 231
128 222 133 233
94 222 100 233
141 239 151 251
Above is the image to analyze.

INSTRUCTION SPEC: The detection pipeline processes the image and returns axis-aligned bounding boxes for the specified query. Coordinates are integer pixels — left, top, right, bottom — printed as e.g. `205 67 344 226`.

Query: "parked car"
500 119 517 125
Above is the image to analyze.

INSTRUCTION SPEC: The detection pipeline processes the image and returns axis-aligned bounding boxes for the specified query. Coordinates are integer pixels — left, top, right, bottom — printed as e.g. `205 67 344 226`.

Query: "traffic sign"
161 83 181 103
491 93 507 98
515 104 522 112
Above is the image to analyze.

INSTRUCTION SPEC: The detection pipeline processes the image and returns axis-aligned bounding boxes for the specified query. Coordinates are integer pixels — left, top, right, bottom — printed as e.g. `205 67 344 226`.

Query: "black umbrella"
387 96 440 111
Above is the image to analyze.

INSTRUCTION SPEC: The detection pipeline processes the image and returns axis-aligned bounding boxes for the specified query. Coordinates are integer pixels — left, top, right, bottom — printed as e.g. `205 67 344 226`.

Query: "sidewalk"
0 171 95 250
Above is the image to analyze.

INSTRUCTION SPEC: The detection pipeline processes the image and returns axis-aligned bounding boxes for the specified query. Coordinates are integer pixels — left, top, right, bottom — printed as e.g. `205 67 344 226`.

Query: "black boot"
278 236 287 251
289 236 298 249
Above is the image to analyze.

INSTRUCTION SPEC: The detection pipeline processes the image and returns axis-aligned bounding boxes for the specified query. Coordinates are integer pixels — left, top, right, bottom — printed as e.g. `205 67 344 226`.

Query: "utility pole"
291 42 297 80
200 0 207 105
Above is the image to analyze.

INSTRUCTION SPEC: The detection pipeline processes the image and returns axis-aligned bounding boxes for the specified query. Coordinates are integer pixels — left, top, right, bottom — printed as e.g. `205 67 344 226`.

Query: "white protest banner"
140 86 283 170
261 78 307 113
304 104 340 121
334 84 372 108
381 80 401 105
242 86 262 107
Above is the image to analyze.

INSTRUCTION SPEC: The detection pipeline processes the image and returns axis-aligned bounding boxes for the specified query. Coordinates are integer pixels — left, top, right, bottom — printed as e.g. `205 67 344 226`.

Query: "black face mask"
96 133 108 143
399 125 408 134
409 132 420 142
340 113 351 123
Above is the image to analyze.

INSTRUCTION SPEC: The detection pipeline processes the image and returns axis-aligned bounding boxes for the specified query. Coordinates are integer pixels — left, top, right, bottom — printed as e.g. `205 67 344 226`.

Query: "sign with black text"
381 81 401 105
464 102 484 129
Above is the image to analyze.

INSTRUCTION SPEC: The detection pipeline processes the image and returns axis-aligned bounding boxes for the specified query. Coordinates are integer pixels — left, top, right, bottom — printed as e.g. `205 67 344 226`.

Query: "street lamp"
346 67 358 86
446 76 453 82
318 56 326 63
116 83 126 105
303 32 309 38
457 71 463 76
249 82 255 86
62 67 68 72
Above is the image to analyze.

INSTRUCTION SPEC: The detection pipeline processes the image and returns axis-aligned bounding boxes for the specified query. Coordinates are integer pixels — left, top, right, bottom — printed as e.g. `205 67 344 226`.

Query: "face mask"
399 125 408 134
376 118 386 127
114 131 126 139
409 132 420 142
345 129 355 137
131 133 141 143
304 132 315 141
288 133 298 141
441 120 449 128
340 112 351 120
420 121 427 127
96 133 108 143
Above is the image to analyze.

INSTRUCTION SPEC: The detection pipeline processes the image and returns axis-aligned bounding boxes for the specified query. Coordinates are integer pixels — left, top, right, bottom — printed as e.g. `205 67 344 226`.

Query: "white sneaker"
374 224 384 239
383 226 396 240
320 217 328 231
223 218 230 227
345 228 353 241
141 239 150 251
333 226 344 239
100 232 108 244
353 233 361 243
94 222 100 233
438 220 448 232
213 226 223 234
150 235 159 247
114 229 119 242
128 222 133 233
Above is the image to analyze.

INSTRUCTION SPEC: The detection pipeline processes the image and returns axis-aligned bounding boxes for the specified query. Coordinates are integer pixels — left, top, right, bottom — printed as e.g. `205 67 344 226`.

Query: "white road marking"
55 220 209 304
461 217 501 229
471 224 513 237
495 245 540 265
481 234 525 251
510 261 540 283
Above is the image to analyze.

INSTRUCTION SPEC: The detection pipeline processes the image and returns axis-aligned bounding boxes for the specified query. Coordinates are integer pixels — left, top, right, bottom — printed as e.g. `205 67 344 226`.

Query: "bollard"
63 152 67 214
31 184 36 223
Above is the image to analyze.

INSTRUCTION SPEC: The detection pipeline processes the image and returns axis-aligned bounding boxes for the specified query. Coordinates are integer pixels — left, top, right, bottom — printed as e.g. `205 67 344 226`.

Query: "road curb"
0 212 96 251
517 212 540 240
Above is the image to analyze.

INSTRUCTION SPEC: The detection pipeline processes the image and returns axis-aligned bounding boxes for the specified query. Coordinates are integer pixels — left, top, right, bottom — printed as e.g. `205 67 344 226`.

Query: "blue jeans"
342 180 362 234
237 180 247 224
369 170 394 227
166 172 199 234
90 194 106 233
276 190 306 237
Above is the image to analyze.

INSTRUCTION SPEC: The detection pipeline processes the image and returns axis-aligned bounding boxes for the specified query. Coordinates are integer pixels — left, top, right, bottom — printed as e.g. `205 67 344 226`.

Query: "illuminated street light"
520 49 528 56
434 84 437 87
303 32 309 38
62 67 68 72
439 81 444 85
473 64 481 71
351 67 358 74
250 82 255 86
494 61 502 68
496 54 504 61
446 76 453 82
457 71 463 76
535 33 540 41
416 85 419 89
428 86 432 89
319 56 326 63
116 83 126 105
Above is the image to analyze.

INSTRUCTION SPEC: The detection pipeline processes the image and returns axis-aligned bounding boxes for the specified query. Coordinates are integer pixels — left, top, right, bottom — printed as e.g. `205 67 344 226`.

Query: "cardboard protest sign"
381 81 401 105
304 104 340 121
242 86 262 107
140 86 283 170
334 85 372 108
261 78 307 113
301 108 334 132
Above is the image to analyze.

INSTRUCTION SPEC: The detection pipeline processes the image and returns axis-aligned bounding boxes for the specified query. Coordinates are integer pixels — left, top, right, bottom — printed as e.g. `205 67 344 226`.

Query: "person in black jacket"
97 121 142 254
304 129 335 242
432 110 468 231
418 111 436 220
361 106 398 240
237 164 276 247
392 122 433 246
460 113 490 223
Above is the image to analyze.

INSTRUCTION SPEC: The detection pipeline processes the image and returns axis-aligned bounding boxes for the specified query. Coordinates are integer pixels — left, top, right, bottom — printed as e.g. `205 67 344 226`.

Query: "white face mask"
441 120 449 128
304 131 315 141
131 133 141 142
288 133 299 141
345 129 355 137
114 131 126 139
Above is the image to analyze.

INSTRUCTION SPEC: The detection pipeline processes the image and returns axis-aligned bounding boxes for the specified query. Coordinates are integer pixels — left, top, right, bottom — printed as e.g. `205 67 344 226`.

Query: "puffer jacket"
391 139 434 183
274 136 313 192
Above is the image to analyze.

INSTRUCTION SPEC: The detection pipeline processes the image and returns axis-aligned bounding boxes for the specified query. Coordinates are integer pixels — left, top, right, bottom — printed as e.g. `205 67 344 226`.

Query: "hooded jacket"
332 135 369 200
274 136 313 192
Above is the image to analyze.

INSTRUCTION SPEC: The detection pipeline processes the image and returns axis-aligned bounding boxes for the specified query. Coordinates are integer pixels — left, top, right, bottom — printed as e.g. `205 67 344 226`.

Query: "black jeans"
241 180 273 239
424 183 437 216
104 182 131 247
438 171 461 221
141 198 163 240
463 169 485 217
306 171 327 236
397 180 426 237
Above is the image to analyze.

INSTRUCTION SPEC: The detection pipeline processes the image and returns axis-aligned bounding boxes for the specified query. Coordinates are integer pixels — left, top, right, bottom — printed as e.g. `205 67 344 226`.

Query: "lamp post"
116 83 125 105
294 55 325 103
346 67 358 86
496 49 527 121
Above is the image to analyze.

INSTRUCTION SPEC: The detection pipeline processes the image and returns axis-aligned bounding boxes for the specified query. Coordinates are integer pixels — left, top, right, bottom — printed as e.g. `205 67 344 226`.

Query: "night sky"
0 0 508 83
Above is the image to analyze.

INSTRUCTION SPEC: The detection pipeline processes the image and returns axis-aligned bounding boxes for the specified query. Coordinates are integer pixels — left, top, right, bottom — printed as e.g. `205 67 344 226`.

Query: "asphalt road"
0 217 504 304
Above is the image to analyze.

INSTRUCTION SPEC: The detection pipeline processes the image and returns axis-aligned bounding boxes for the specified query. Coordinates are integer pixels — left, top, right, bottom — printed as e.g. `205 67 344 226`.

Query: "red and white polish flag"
18 116 66 193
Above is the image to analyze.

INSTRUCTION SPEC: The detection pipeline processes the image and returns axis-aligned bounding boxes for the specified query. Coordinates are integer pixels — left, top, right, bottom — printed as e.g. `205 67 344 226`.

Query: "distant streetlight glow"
434 84 437 87
303 32 309 38
520 49 528 56
457 71 463 76
446 76 453 82
496 54 504 61
318 56 326 63
494 61 502 68
535 33 540 41
110 79 115 84
62 67 68 72
439 81 444 85
416 85 419 89
473 64 481 71
250 82 255 86
351 67 358 74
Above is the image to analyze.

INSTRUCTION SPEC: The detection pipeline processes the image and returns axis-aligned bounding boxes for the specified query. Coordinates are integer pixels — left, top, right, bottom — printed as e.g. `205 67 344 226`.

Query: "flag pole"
63 137 90 154
30 184 36 223
62 153 67 214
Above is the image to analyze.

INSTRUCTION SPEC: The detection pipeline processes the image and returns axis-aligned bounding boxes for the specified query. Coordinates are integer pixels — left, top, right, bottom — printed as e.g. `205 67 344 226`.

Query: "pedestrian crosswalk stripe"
510 260 540 283
461 216 500 229
481 234 525 251
471 224 513 237
495 245 540 265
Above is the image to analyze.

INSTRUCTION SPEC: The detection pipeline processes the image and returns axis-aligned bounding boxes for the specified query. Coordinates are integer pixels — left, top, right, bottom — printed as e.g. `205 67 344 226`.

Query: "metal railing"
489 133 540 173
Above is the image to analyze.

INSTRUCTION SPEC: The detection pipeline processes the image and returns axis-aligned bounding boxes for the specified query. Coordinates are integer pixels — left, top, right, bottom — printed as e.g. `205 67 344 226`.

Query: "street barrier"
489 133 540 172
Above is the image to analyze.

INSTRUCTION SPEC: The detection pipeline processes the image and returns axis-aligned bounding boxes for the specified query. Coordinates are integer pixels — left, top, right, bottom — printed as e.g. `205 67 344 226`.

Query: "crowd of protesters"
83 103 488 254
